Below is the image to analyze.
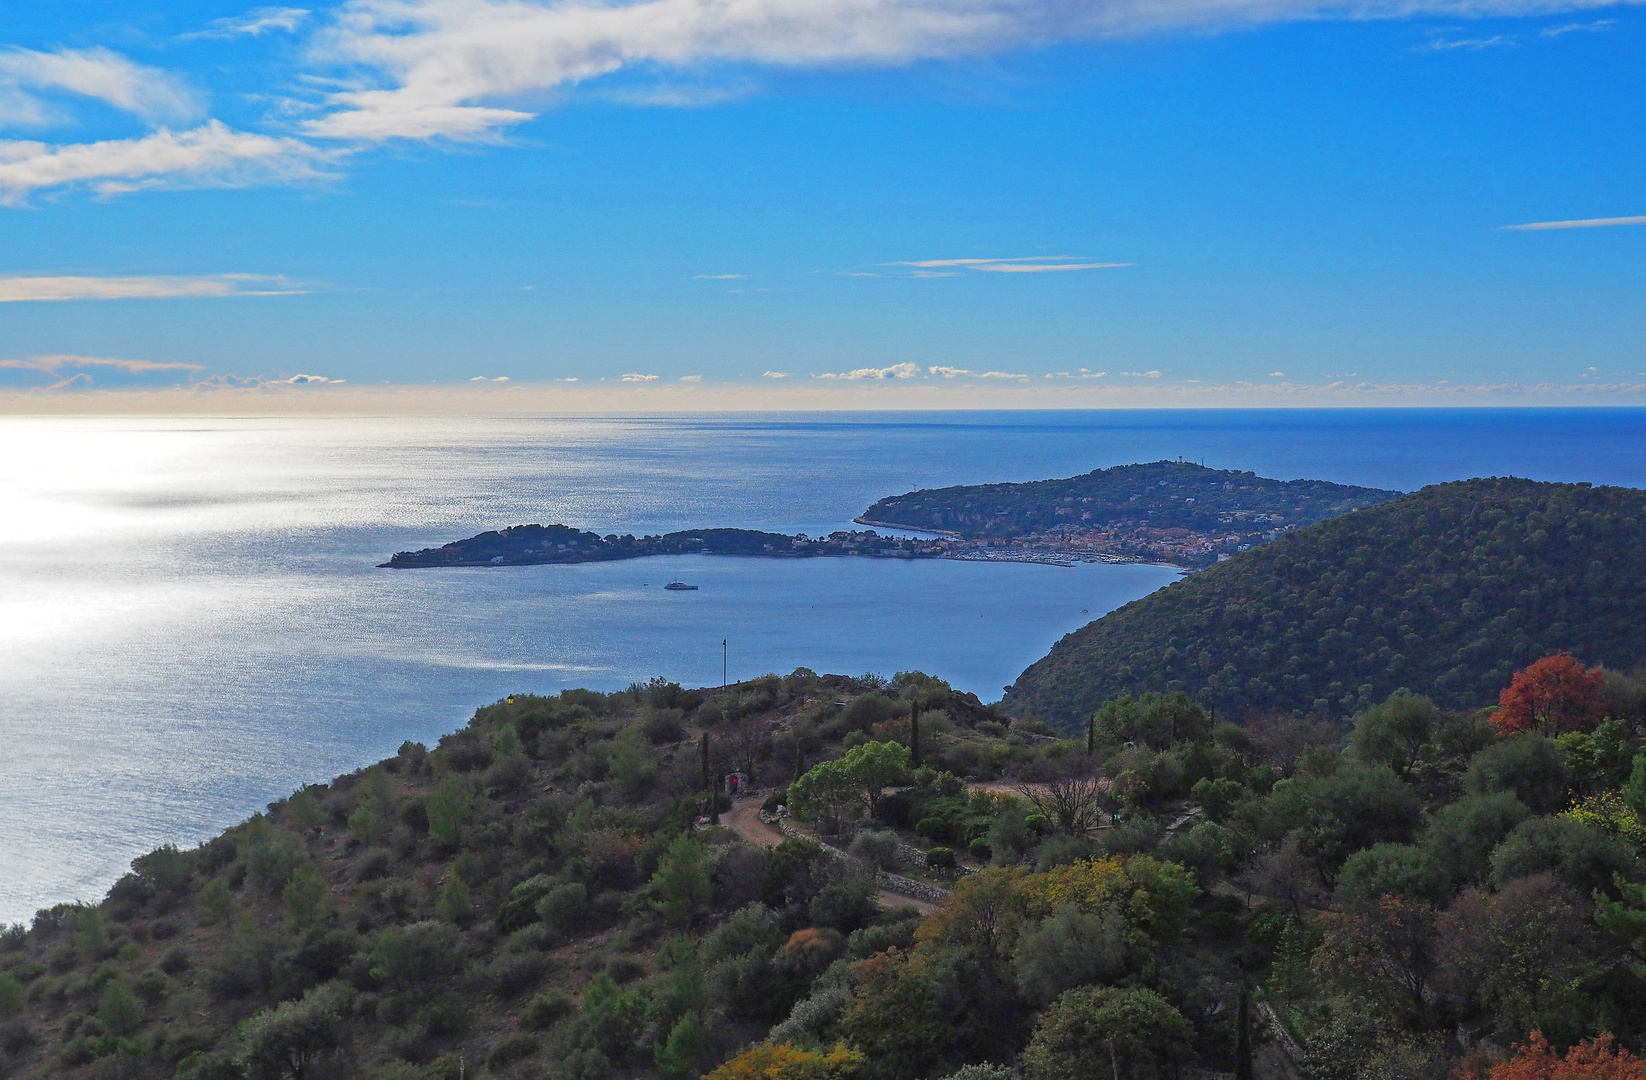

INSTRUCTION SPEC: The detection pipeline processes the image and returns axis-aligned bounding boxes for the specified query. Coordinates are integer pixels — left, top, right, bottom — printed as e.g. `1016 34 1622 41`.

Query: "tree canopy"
1006 478 1646 726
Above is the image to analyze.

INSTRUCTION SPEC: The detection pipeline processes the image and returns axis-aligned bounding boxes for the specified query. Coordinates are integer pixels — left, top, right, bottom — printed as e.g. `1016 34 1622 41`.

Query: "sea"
4 407 1646 924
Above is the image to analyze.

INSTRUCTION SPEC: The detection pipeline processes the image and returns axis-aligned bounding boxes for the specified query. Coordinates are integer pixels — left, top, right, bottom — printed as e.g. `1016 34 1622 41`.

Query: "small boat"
664 580 699 591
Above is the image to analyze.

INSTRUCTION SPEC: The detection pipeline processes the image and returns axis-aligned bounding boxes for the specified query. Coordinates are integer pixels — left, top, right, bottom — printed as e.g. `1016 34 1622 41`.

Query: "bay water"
3 408 1645 923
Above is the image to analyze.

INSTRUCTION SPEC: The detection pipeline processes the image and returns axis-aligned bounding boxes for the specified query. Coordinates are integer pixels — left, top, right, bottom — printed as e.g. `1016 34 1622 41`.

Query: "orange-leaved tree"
1493 655 1606 737
1475 1031 1646 1080
703 1042 863 1080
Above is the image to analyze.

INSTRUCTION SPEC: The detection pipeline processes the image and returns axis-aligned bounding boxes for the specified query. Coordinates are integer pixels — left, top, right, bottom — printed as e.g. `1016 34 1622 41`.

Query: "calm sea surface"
4 408 1646 923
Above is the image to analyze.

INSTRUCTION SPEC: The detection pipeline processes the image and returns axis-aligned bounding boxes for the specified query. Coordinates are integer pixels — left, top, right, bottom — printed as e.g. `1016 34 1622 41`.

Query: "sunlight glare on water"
4 408 1646 923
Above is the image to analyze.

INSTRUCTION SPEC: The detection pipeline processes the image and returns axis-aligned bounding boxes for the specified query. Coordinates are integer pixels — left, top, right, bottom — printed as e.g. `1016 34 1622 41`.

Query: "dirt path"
722 802 941 914
877 891 937 915
723 801 785 848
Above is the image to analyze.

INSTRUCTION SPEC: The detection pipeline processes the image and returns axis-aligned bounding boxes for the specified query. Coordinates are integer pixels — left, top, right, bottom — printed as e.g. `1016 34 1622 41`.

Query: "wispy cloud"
762 370 790 378
693 273 745 279
182 7 312 40
929 365 1027 379
0 353 208 393
1541 18 1614 34
0 122 339 204
815 362 921 380
1269 370 1285 377
0 354 204 374
0 47 203 127
0 273 306 302
299 0 1646 143
1418 34 1515 50
891 256 1132 274
1046 369 1106 379
679 374 702 382
1119 370 1162 378
620 372 659 381
284 373 343 383
468 374 510 380
1501 214 1646 231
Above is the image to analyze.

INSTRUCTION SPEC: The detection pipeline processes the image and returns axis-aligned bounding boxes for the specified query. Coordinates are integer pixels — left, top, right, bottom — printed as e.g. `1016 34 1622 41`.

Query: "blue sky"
0 0 1642 408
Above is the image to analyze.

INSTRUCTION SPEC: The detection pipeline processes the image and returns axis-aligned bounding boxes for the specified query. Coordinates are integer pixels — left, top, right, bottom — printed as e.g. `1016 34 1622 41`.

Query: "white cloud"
469 374 510 380
1047 369 1107 378
0 273 306 301
679 374 702 381
762 370 790 378
1501 214 1646 231
1269 370 1285 377
0 47 203 127
1419 34 1515 49
183 7 312 40
620 372 659 381
0 353 204 375
693 273 745 279
1541 18 1614 33
893 256 1132 274
928 365 1026 378
301 0 1644 142
1119 370 1162 377
815 361 920 380
285 373 343 383
0 122 339 204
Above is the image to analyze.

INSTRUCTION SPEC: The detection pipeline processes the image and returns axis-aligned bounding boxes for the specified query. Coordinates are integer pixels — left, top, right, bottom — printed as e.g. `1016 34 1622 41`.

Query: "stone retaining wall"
874 871 951 905
764 812 953 903
1257 1000 1306 1067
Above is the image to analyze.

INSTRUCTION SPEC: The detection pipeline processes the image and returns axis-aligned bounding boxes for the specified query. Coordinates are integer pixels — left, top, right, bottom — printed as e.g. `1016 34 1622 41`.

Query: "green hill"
1004 477 1646 727
5 661 1646 1080
858 461 1399 539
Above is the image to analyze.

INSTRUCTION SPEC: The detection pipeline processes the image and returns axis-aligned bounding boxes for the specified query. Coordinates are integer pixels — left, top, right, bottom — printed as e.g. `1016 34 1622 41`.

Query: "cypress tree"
700 732 717 824
1235 985 1253 1080
910 704 921 768
1087 715 1096 757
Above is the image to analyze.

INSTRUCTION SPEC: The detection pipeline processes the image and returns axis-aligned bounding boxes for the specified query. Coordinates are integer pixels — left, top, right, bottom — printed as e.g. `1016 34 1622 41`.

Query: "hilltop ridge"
1005 476 1646 726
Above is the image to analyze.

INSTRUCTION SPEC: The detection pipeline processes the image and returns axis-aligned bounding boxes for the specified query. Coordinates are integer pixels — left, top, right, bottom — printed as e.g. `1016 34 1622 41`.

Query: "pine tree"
437 871 474 925
655 1011 710 1080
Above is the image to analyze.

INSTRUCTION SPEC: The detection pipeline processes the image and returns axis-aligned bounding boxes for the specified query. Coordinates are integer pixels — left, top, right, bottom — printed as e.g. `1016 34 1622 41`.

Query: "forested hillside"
4 663 1646 1080
859 461 1399 539
1005 478 1646 727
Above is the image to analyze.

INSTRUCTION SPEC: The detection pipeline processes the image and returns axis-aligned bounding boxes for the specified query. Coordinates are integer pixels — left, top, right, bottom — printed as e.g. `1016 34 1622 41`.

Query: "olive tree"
236 981 351 1080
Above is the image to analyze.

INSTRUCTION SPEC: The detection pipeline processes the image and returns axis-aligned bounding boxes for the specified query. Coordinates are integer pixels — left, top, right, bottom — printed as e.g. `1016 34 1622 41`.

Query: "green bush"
522 990 574 1030
485 1033 540 1070
495 874 556 932
925 847 956 869
604 954 646 984
915 817 953 843
535 882 588 935
159 946 191 975
480 951 550 997
368 922 463 994
847 831 900 871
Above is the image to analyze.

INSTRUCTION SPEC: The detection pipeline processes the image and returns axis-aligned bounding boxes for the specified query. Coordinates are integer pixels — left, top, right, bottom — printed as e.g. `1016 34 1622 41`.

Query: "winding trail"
723 801 785 848
721 802 938 915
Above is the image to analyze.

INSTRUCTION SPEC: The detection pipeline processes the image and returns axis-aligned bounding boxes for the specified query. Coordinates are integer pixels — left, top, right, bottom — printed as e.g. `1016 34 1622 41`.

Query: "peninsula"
382 462 1401 571
859 460 1401 568
380 525 950 569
